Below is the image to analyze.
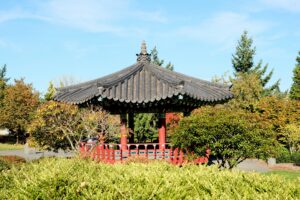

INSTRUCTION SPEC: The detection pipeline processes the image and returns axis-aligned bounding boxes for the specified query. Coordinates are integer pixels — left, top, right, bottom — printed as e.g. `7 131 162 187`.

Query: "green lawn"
0 143 24 151
263 170 300 180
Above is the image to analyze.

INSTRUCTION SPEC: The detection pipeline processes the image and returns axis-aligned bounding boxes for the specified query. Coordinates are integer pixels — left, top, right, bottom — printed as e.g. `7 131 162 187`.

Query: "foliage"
291 152 300 166
0 64 10 107
255 97 300 132
0 158 299 199
0 159 10 172
280 123 300 153
290 51 300 100
276 147 293 163
44 81 56 101
28 101 119 151
232 31 280 96
276 150 300 166
0 79 39 143
230 72 263 109
171 106 278 169
134 113 158 142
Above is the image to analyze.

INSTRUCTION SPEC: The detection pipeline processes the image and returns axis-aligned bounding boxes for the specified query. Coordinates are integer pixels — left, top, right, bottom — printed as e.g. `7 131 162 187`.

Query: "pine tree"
151 46 174 71
290 51 300 100
232 31 280 96
44 81 56 101
232 31 255 73
134 47 174 142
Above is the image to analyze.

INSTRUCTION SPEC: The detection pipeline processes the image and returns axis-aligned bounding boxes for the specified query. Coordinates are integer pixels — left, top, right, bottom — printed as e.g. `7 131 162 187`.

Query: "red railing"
80 142 209 165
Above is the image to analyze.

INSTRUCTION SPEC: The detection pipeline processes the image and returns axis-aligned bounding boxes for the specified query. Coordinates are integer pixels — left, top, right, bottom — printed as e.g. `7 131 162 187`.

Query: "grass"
0 158 300 199
264 170 300 180
0 143 23 151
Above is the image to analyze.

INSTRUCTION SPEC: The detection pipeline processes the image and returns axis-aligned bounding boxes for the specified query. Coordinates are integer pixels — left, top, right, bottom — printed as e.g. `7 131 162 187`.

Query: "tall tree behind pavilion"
290 51 300 100
134 47 174 142
0 64 10 108
232 31 280 96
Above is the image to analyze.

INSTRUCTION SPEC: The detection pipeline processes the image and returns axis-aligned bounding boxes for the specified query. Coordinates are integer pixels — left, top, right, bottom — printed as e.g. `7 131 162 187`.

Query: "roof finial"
136 40 151 63
141 40 147 54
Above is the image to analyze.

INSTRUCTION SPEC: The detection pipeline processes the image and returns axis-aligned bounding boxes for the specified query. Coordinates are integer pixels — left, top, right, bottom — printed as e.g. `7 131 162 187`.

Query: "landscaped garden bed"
0 158 299 199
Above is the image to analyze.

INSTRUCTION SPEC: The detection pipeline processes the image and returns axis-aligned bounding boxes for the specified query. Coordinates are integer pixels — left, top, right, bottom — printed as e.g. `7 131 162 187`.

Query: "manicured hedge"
0 158 299 199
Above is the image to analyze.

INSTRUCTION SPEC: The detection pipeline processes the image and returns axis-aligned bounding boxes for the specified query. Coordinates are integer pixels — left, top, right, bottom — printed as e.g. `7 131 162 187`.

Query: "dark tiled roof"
54 42 233 105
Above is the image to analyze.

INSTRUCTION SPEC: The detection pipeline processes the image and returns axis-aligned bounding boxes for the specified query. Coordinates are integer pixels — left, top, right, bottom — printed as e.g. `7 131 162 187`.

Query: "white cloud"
177 12 272 49
261 0 300 12
0 0 168 33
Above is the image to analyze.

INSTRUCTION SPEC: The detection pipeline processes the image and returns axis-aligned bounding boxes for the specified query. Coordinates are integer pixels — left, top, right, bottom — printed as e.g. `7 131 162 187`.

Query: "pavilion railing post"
120 114 128 151
145 144 148 159
120 144 123 162
162 144 165 160
158 113 166 150
169 147 173 163
154 145 157 160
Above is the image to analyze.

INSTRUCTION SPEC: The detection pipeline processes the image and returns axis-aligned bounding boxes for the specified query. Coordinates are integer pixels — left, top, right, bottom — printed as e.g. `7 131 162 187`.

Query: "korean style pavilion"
54 41 232 163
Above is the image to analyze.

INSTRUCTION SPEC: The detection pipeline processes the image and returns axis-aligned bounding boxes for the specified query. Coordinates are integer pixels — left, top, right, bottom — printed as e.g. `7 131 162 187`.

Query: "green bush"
171 106 278 169
291 152 300 166
0 159 10 172
0 158 299 199
276 147 293 163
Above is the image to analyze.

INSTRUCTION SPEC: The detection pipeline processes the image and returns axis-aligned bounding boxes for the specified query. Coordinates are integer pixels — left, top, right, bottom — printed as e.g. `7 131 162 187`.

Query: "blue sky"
0 0 299 95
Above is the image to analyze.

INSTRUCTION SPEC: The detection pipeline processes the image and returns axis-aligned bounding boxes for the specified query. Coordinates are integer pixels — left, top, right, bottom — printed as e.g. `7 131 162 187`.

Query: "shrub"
0 158 299 199
276 147 293 163
171 106 279 169
0 159 10 172
291 152 300 166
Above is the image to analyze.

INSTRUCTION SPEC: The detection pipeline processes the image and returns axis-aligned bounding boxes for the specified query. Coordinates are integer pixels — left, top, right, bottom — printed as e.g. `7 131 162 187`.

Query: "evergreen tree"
134 47 174 142
232 31 280 96
0 64 10 107
290 51 300 100
151 46 174 71
44 81 56 101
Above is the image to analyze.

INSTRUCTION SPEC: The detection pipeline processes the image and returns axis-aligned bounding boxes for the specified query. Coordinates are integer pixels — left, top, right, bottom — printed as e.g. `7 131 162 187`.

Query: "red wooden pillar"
120 114 127 150
158 113 166 150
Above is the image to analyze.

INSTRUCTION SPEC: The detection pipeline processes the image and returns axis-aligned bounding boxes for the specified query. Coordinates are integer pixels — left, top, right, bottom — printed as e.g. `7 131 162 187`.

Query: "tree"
0 79 39 143
0 64 10 107
171 106 278 169
290 51 300 100
28 102 119 151
232 31 280 95
134 46 175 142
44 81 56 101
280 123 300 154
134 113 158 142
150 46 174 71
229 72 263 110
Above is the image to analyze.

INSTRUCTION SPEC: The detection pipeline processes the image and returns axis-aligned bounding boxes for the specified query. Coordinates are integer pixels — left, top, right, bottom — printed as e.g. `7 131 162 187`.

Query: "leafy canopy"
171 106 279 169
28 101 119 151
0 79 39 141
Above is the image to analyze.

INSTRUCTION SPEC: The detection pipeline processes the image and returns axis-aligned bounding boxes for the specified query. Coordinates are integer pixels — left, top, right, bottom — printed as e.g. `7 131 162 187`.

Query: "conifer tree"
134 47 174 142
232 31 280 96
0 64 10 107
290 51 300 100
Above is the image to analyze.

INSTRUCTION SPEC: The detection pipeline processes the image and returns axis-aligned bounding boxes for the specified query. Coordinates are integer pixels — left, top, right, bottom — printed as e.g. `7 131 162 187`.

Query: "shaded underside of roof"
54 61 232 111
